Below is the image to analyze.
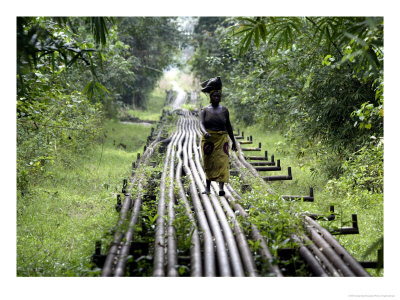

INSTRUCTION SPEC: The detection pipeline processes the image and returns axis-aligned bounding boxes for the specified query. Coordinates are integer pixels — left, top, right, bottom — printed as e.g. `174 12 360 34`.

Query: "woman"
199 76 237 196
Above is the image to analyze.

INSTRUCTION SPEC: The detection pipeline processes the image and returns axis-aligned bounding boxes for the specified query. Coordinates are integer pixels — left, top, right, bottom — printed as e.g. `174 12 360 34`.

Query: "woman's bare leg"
218 182 225 196
202 179 211 195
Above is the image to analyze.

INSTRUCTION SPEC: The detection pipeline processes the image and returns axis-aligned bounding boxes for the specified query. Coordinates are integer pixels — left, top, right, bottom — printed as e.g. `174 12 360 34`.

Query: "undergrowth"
231 121 383 276
228 167 308 276
17 120 152 276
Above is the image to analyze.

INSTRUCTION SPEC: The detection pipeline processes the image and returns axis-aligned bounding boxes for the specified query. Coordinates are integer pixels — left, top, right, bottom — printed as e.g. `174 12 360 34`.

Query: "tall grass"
17 120 152 276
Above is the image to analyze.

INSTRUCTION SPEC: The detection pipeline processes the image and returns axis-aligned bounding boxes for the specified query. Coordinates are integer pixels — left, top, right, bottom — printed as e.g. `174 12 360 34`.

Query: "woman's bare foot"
202 189 210 195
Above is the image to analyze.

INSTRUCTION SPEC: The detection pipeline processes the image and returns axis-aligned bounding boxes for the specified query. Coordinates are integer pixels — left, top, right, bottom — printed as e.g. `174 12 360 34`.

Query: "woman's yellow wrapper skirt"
201 129 230 183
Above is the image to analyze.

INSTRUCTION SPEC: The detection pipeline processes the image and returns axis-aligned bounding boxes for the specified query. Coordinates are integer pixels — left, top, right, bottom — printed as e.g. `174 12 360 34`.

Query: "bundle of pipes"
229 127 370 277
123 113 283 277
101 119 165 277
303 216 370 277
190 115 282 276
101 109 370 277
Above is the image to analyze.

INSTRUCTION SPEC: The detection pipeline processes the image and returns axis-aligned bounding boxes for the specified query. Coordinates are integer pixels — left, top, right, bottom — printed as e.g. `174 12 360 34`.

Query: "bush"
17 92 103 194
325 137 383 211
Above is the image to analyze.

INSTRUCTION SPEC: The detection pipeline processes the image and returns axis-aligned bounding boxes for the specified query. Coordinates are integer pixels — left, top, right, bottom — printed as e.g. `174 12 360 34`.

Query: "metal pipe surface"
102 125 165 276
305 224 355 276
175 126 202 276
225 184 283 277
305 216 370 277
153 131 179 276
166 128 182 276
291 234 328 277
300 234 341 277
181 119 215 276
187 118 231 276
190 118 245 276
211 182 258 276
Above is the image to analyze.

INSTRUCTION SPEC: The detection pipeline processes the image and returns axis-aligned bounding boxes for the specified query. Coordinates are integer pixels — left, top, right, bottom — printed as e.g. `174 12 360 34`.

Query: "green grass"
126 87 166 122
232 122 383 276
233 123 325 195
17 120 152 276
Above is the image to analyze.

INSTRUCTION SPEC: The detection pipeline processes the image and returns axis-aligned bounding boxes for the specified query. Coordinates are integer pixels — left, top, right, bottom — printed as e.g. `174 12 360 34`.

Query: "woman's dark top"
201 105 229 131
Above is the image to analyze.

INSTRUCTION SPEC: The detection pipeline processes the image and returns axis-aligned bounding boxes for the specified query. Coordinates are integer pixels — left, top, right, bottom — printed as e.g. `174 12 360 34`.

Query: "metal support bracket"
307 205 335 221
331 214 359 235
255 159 281 171
282 187 314 202
263 167 292 181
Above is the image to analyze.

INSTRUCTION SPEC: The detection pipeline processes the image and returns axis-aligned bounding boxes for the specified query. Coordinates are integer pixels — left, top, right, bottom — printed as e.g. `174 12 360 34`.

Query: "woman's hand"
204 132 211 139
232 143 237 152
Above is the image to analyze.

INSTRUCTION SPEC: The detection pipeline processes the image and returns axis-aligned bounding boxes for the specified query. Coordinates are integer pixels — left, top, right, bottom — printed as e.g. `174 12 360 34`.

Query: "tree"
189 16 383 177
117 17 183 108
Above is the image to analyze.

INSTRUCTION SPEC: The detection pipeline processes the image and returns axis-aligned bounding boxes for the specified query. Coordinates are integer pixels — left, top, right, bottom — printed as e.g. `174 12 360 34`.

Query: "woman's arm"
225 108 237 151
200 109 210 138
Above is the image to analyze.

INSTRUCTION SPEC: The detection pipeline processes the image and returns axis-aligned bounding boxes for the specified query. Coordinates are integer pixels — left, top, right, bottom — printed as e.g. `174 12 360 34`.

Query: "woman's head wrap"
200 76 222 94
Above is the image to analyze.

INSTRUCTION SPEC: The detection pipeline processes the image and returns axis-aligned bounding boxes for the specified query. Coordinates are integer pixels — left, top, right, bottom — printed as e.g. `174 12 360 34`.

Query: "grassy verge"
126 82 168 122
17 119 152 276
232 121 383 276
126 92 165 122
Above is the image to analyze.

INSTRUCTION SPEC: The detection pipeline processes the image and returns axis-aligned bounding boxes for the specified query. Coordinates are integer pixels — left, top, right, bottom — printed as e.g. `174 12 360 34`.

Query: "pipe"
181 118 215 276
117 127 168 276
101 194 132 276
305 224 355 276
190 118 245 275
300 234 341 277
225 186 283 277
191 116 282 277
166 127 182 276
234 143 274 194
305 216 370 277
189 118 244 276
291 234 328 277
114 184 143 276
102 124 165 276
153 130 179 276
249 161 275 166
210 181 258 277
175 125 202 276
191 116 282 276
241 147 262 151
186 117 232 276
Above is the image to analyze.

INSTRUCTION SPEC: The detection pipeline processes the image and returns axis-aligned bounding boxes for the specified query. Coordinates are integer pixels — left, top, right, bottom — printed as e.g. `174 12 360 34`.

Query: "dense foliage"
117 18 185 108
17 17 182 194
189 17 384 266
189 17 383 177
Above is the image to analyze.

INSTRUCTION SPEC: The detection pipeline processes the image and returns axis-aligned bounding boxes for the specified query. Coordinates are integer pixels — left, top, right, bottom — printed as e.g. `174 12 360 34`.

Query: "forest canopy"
16 17 184 193
189 16 383 177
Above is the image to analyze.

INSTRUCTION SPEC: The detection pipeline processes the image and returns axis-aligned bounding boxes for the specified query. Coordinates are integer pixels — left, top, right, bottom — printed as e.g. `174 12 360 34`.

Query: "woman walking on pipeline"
199 76 237 196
